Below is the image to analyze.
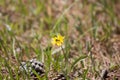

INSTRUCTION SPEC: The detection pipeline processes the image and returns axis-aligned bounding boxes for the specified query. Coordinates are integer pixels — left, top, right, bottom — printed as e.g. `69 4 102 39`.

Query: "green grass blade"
71 55 88 69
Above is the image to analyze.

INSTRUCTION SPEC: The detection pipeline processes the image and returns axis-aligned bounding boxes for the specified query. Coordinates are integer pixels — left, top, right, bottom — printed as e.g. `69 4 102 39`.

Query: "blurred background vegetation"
0 0 120 80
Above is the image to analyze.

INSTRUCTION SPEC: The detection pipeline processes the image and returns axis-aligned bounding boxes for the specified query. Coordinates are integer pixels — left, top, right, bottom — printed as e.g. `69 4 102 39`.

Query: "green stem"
61 46 68 76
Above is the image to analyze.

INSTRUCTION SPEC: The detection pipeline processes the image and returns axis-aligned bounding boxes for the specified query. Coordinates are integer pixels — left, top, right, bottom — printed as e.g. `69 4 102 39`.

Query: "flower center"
56 39 60 42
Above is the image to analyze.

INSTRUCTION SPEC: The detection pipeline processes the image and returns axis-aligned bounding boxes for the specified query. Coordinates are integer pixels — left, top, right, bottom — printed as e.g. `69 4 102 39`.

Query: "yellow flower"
51 34 64 46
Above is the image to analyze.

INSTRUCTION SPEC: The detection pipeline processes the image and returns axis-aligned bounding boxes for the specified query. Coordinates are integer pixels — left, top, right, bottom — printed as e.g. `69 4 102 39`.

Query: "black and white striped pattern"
19 59 45 77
